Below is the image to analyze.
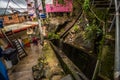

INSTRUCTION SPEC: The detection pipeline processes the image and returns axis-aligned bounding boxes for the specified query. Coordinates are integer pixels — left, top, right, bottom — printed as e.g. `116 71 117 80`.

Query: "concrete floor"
8 43 42 80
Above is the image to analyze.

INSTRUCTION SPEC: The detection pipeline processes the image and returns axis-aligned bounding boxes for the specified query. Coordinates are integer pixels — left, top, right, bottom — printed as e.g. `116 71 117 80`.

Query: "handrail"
92 0 94 5
60 8 83 38
108 0 113 10
108 15 115 32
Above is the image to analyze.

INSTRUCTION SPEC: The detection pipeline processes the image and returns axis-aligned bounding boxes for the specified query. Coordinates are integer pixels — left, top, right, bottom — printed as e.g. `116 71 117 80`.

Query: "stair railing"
108 0 113 10
108 15 116 32
108 3 120 32
91 0 94 5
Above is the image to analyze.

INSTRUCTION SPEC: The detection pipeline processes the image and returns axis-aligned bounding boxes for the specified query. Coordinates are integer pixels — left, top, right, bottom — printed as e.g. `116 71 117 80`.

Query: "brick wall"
0 13 27 25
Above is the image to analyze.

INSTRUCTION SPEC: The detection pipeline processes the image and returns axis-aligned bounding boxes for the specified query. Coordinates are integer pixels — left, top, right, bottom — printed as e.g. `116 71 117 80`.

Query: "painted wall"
45 0 73 13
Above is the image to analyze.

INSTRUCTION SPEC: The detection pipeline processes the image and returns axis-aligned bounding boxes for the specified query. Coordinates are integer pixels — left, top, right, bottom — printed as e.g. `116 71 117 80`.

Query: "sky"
0 0 27 14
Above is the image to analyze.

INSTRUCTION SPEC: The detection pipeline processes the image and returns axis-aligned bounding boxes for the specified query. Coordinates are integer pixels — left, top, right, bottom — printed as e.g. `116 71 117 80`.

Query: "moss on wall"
99 45 114 79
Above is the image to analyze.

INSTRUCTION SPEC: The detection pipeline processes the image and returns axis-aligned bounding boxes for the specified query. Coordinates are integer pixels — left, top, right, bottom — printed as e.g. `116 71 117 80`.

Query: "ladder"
12 39 27 60
1 30 27 60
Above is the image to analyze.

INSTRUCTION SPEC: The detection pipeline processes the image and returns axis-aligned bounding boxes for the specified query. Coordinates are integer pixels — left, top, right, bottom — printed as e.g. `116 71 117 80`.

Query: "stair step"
17 45 21 47
93 1 111 4
96 7 115 11
17 47 22 49
18 51 24 54
19 54 24 57
107 20 113 23
109 13 120 16
95 4 114 8
18 49 23 52
19 54 26 57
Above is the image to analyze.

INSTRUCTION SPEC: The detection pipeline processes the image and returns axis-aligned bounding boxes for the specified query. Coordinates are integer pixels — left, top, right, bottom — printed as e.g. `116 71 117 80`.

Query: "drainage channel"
49 41 89 80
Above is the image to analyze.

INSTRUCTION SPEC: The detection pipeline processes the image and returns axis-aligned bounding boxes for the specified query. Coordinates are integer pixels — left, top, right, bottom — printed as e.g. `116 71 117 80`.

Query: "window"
8 16 12 20
27 3 32 7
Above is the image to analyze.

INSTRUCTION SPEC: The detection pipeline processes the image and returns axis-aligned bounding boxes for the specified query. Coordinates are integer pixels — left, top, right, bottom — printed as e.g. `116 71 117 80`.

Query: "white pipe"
114 0 120 80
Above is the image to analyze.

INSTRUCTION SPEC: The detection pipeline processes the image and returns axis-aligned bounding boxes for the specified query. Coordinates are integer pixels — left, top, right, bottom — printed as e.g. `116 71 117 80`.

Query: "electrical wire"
3 0 11 15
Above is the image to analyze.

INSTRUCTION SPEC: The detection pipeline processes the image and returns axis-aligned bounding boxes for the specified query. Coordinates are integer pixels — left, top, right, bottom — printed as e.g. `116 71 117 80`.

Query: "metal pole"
41 0 45 13
114 0 120 80
34 0 44 45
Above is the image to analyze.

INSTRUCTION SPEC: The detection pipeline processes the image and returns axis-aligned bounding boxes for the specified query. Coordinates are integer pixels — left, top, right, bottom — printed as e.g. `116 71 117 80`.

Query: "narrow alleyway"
8 43 42 80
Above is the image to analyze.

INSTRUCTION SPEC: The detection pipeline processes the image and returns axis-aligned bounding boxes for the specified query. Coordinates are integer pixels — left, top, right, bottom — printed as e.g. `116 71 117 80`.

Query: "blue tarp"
0 19 3 28
0 60 9 80
0 47 3 58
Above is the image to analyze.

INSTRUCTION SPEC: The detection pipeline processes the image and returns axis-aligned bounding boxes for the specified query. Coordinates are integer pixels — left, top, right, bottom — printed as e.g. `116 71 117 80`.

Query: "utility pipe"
34 0 44 45
114 0 120 80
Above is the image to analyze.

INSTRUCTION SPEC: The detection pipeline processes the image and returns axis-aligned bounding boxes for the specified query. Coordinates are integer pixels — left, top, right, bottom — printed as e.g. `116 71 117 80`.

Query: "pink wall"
46 0 73 13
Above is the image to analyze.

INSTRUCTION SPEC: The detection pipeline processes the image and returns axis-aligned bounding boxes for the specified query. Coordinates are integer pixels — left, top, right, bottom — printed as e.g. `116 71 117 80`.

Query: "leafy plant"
73 25 79 32
58 0 65 4
83 0 90 11
83 21 102 43
48 32 60 39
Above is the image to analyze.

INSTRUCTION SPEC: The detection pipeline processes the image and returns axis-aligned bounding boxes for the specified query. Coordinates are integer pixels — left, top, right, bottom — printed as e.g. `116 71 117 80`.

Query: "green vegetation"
58 0 64 4
47 0 114 79
73 25 79 33
83 0 90 11
99 45 114 79
48 32 60 39
83 20 102 44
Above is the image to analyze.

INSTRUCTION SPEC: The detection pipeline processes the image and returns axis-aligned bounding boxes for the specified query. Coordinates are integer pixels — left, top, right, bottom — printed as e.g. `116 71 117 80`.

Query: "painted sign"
39 13 46 18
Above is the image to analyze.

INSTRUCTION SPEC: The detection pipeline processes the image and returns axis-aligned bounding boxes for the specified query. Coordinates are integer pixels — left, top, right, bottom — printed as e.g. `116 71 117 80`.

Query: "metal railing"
108 3 120 32
114 0 120 80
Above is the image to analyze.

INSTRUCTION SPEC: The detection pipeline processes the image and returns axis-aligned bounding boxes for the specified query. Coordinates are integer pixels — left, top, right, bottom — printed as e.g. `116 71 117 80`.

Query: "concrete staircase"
91 0 117 41
91 0 116 79
93 0 115 23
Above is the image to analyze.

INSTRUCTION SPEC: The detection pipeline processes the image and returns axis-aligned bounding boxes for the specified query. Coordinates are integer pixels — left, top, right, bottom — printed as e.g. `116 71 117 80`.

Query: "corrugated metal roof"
0 9 11 15
0 0 27 15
